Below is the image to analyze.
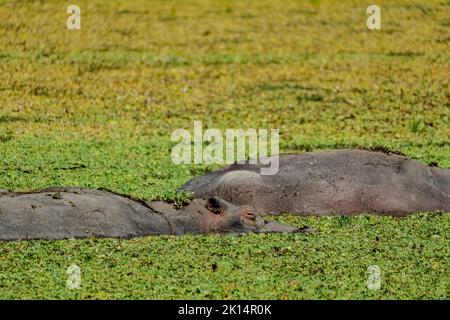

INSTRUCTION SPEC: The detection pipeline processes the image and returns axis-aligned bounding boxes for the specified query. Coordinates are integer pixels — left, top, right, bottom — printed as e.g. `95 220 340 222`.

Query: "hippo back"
0 188 172 240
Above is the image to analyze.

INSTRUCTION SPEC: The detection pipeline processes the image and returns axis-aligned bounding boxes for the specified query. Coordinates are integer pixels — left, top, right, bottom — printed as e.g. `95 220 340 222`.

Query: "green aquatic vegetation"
0 0 449 299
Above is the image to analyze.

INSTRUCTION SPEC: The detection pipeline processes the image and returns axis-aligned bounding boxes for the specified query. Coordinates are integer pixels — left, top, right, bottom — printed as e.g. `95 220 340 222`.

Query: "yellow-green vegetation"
0 0 449 299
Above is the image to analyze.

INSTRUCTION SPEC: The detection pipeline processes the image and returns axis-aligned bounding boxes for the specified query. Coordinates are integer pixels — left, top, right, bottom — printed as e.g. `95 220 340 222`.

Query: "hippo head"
175 196 305 235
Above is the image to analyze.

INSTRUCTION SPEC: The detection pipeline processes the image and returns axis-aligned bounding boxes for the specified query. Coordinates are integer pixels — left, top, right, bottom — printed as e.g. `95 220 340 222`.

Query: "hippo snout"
256 219 311 234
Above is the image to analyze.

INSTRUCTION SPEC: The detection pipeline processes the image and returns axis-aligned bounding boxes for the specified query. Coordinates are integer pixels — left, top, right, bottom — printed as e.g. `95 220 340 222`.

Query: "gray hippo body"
181 149 450 216
0 187 302 241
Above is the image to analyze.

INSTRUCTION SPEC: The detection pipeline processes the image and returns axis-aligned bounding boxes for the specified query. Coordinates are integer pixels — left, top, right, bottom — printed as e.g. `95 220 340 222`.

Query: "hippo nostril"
240 207 256 221
246 212 256 221
239 207 257 225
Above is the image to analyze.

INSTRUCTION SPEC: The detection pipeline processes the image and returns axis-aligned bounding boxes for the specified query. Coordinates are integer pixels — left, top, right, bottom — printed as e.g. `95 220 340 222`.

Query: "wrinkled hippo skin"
0 187 303 241
182 149 450 216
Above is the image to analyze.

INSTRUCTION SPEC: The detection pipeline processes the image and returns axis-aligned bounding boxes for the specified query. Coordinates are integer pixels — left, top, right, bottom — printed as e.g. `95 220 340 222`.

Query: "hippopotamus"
0 187 303 241
181 149 450 216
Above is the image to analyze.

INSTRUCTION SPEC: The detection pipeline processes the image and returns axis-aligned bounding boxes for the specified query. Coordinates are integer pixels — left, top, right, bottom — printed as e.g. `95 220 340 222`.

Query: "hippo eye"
206 197 223 214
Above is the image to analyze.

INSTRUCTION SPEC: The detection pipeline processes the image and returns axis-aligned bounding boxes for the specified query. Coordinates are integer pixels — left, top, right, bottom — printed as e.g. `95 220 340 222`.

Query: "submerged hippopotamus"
182 149 450 216
0 187 302 241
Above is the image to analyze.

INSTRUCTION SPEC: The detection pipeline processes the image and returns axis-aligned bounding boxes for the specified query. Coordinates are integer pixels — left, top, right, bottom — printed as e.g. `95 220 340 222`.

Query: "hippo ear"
206 197 223 214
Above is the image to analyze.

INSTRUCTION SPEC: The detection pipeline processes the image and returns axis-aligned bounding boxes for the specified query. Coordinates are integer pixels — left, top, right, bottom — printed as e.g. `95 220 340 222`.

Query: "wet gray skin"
169 196 303 235
182 149 450 216
0 187 304 241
